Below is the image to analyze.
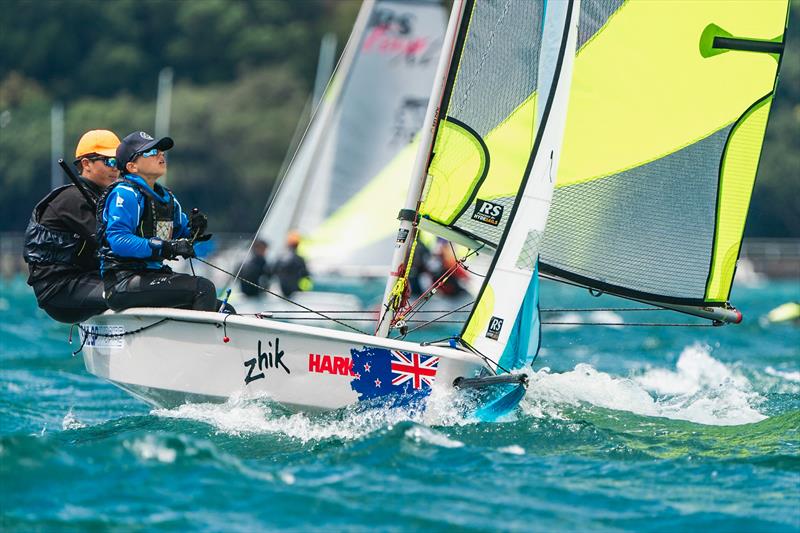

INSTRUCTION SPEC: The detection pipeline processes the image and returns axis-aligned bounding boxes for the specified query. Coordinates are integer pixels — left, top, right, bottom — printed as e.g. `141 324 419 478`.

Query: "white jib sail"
461 0 581 367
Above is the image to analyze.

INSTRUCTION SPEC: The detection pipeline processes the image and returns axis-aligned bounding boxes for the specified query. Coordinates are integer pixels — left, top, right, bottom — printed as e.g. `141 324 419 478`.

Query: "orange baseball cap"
74 129 121 160
286 230 302 247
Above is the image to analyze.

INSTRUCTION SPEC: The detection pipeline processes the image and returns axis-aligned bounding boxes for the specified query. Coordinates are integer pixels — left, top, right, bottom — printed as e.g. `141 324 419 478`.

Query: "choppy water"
1 275 798 531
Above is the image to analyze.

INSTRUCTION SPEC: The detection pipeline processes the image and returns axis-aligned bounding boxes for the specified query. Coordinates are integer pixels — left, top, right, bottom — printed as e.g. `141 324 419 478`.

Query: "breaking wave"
526 343 767 426
152 385 482 443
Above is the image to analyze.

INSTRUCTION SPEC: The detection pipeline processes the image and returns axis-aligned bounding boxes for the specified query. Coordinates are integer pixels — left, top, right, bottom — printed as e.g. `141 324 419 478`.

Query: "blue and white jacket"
98 174 190 274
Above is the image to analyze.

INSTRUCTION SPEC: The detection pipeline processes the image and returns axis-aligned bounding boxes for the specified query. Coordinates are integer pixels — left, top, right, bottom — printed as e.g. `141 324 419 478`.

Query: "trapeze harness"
23 184 97 272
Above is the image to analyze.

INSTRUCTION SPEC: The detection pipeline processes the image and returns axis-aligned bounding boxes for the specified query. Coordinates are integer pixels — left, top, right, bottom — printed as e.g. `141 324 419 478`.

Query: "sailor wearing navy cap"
97 131 230 313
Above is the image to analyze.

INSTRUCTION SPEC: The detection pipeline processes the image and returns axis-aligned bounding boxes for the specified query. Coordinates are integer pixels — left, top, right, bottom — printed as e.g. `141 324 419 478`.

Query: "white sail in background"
258 0 447 275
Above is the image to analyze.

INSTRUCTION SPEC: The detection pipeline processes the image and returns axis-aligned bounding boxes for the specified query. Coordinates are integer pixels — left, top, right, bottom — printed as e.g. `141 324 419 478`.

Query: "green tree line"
0 0 798 237
0 0 359 235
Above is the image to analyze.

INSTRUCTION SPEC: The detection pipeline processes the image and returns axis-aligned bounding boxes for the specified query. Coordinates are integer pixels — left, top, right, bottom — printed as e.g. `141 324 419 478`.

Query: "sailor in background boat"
97 131 228 313
430 238 469 298
23 130 121 323
239 239 272 298
274 230 311 298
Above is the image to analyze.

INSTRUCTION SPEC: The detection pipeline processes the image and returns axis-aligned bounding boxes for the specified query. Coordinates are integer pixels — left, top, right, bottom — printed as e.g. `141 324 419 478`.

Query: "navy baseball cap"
116 131 174 170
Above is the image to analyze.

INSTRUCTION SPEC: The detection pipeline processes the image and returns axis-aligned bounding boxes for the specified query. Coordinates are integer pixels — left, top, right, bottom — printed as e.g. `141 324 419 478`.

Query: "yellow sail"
540 0 789 306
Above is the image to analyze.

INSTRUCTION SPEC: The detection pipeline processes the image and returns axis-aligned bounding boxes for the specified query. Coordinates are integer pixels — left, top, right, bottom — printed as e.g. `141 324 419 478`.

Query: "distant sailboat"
258 0 447 279
79 0 789 418
230 0 448 317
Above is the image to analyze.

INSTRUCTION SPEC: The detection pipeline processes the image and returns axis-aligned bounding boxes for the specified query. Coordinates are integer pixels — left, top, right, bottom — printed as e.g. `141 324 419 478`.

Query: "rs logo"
486 316 504 340
478 202 502 217
472 199 504 226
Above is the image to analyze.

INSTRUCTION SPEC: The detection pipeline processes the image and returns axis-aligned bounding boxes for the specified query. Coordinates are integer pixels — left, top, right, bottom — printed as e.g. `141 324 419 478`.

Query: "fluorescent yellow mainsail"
540 0 789 306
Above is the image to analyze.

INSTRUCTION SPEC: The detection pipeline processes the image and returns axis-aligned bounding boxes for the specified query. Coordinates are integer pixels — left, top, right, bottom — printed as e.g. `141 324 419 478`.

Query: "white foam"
125 435 178 463
153 389 477 443
498 445 525 455
279 471 296 485
525 344 767 426
547 312 582 330
546 311 624 330
589 310 625 328
61 409 86 431
150 381 488 443
404 426 464 448
765 366 800 382
529 364 660 417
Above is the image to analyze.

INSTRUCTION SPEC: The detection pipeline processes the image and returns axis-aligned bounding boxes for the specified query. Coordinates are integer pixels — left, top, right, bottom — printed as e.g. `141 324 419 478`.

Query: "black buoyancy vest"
97 179 176 271
23 185 87 267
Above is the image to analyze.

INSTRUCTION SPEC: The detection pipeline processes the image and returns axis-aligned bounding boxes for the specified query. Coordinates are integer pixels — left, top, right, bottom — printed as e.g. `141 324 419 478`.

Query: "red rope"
393 260 465 325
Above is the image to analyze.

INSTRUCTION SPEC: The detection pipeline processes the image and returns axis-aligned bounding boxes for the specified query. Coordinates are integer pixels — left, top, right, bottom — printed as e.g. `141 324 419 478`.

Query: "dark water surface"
1 275 798 531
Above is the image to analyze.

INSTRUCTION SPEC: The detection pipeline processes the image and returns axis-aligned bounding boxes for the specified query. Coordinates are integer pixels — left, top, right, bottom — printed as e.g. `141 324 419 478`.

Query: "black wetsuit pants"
104 269 219 312
36 272 108 323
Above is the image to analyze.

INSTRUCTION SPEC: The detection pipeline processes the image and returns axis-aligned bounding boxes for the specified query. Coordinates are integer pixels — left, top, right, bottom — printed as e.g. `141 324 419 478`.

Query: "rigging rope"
393 243 483 330
393 299 476 339
70 319 169 356
192 257 369 335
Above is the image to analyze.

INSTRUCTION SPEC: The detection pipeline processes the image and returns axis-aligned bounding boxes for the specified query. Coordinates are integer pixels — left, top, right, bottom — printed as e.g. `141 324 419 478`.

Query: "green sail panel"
539 0 789 306
419 0 544 248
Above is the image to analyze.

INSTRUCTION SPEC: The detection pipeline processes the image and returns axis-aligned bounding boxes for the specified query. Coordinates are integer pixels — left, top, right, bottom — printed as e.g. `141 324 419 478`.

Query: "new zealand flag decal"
350 347 439 402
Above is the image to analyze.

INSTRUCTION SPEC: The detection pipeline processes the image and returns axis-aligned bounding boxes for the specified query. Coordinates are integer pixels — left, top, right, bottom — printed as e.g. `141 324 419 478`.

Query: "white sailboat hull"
80 308 486 411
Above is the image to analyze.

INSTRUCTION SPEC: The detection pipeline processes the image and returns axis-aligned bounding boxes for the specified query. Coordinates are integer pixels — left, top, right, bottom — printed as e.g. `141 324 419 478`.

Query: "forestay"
259 0 447 273
540 0 790 307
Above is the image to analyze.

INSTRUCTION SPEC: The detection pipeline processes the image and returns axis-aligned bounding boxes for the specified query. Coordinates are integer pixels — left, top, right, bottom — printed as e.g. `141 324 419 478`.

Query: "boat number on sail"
472 199 503 226
83 325 125 348
243 338 289 384
486 317 504 340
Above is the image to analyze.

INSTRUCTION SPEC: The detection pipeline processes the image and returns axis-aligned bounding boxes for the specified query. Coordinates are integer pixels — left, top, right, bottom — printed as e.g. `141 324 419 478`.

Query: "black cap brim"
142 137 174 153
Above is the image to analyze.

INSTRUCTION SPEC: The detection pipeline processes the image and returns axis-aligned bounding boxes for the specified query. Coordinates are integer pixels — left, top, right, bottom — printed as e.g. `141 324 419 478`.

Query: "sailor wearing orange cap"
23 129 121 323
274 230 312 298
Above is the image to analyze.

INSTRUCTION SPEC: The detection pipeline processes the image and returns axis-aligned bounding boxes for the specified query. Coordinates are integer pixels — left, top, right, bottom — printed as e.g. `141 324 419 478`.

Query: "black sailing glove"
161 239 196 260
189 208 210 241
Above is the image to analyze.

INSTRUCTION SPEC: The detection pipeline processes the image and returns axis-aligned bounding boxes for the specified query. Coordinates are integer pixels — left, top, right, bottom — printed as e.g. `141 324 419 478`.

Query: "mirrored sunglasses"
87 155 117 168
138 148 160 158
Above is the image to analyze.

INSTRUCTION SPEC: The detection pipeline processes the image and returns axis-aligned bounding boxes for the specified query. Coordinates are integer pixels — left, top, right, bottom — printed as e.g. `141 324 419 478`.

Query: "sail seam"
575 0 630 56
555 119 738 189
451 0 513 117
